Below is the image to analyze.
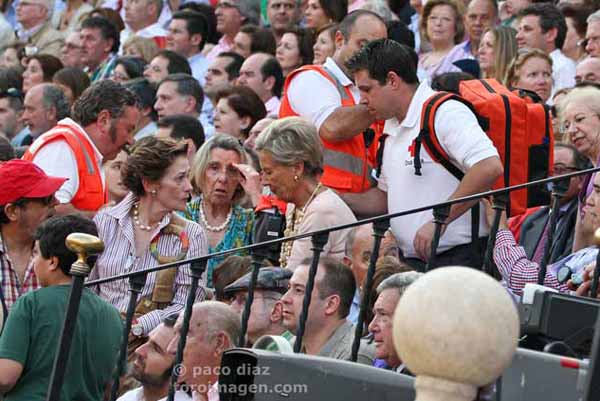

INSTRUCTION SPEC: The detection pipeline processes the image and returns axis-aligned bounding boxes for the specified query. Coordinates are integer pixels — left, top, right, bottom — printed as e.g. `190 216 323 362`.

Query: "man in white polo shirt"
343 39 503 270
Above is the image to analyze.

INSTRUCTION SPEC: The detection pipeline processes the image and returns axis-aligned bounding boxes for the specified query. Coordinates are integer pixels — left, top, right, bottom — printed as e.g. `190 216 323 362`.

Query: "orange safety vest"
23 119 107 211
279 64 381 193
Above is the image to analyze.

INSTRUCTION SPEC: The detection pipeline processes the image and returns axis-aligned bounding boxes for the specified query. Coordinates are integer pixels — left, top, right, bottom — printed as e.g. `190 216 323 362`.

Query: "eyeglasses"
553 164 579 176
561 113 600 133
0 88 23 100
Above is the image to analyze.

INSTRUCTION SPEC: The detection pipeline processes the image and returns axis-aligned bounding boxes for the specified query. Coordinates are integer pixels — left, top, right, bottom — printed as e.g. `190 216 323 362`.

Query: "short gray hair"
254 117 323 178
559 86 600 127
190 134 248 201
377 271 423 297
41 84 70 120
239 0 261 26
359 0 396 22
193 301 241 348
587 10 600 25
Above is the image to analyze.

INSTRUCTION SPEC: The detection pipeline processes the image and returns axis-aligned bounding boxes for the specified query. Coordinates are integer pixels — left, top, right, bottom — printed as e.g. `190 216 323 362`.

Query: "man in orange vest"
23 80 141 214
279 10 387 195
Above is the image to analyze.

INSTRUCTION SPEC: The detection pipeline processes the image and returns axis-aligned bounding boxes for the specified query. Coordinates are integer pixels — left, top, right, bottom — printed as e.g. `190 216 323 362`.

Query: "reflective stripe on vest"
280 64 379 192
23 121 105 211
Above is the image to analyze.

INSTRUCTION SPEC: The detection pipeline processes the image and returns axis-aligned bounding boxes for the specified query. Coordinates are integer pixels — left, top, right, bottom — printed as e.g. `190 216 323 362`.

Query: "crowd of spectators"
0 0 599 399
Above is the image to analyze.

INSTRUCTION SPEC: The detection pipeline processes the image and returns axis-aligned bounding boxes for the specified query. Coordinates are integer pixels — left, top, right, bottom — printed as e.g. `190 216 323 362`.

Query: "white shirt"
117 387 192 401
189 52 210 86
120 21 167 52
550 49 576 96
286 57 360 131
378 82 498 258
134 121 157 140
264 96 281 117
29 118 105 204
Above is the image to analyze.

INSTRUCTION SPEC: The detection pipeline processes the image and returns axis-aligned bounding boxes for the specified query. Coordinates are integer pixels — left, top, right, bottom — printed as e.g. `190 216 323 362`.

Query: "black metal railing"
45 166 600 401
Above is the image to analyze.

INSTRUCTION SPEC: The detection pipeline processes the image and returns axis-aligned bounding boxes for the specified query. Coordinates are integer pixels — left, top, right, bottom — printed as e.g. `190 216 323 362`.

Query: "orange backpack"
413 79 554 217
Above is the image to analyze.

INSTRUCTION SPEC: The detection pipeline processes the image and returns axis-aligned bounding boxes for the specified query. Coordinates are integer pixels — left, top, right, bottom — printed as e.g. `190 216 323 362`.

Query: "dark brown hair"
29 54 63 82
215 86 267 138
122 136 189 197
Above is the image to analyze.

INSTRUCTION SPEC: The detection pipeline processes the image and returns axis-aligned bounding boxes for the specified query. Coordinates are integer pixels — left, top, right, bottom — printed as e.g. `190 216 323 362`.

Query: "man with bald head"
237 53 284 116
462 0 498 56
19 84 70 146
168 301 241 401
575 57 600 85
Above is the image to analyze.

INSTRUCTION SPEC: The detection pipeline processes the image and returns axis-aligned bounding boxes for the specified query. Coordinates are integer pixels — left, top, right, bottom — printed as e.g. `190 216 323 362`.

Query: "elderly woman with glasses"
255 117 357 270
183 134 261 287
558 86 600 250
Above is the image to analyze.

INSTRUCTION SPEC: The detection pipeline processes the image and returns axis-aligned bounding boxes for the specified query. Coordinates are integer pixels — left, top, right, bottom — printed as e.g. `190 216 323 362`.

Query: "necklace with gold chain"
280 182 323 268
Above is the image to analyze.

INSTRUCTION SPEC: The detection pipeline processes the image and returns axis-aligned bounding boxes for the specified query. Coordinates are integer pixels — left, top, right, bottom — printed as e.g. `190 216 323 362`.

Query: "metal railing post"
109 272 147 401
238 248 267 347
293 232 329 353
350 219 389 362
483 194 508 276
537 178 569 285
167 259 207 401
426 204 451 271
46 234 104 401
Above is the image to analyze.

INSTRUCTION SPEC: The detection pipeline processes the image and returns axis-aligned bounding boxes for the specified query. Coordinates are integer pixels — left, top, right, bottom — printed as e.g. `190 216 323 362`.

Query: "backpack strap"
414 92 476 180
416 91 483 257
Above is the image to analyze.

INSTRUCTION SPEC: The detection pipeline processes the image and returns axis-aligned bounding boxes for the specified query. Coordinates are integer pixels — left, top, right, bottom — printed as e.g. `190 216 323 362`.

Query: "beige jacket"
27 21 64 56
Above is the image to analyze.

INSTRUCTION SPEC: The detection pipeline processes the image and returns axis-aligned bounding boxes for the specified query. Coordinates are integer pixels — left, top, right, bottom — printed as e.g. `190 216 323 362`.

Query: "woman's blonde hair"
481 26 518 82
503 48 552 89
190 134 248 203
254 117 324 178
420 0 465 45
122 36 160 63
558 86 600 128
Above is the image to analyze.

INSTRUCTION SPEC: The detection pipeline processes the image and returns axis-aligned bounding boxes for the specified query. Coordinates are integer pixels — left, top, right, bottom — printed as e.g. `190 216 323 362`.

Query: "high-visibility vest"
23 119 107 211
279 64 381 194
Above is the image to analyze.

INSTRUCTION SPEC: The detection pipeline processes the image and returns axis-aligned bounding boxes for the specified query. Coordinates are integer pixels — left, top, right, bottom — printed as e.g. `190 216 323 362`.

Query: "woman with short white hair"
255 117 357 269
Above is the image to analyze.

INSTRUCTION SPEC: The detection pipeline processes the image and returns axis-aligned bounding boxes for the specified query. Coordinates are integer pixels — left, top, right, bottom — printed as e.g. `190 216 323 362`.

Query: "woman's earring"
294 175 299 181
151 189 157 196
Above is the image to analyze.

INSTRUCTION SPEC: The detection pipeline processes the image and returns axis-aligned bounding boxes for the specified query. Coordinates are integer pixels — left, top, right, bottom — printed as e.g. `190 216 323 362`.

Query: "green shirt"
0 285 123 401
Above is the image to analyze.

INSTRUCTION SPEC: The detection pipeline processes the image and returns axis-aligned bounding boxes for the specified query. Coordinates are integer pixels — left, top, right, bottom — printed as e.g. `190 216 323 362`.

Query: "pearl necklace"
133 202 157 232
199 199 232 232
280 182 323 268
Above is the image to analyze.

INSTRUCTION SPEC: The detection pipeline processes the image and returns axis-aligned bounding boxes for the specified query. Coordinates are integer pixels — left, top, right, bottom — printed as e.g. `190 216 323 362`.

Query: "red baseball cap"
0 160 67 205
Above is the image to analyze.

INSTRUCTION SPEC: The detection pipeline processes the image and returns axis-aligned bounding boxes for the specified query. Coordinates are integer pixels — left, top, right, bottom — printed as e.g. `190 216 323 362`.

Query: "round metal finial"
66 233 104 276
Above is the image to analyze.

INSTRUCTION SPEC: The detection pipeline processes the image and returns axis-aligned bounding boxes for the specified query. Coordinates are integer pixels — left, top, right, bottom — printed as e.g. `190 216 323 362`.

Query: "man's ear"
271 300 284 323
46 105 57 124
334 30 345 51
544 27 558 49
324 294 341 317
213 332 230 356
190 33 202 48
184 95 197 114
103 38 115 54
96 109 112 134
3 203 20 222
264 75 275 93
48 255 61 272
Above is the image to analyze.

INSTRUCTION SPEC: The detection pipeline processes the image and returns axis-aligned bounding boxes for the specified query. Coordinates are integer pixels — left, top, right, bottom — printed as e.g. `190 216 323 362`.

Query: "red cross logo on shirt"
408 141 416 157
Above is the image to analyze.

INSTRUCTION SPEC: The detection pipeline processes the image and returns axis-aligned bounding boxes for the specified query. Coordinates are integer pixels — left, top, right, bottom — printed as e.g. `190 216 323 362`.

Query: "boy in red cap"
0 159 66 316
